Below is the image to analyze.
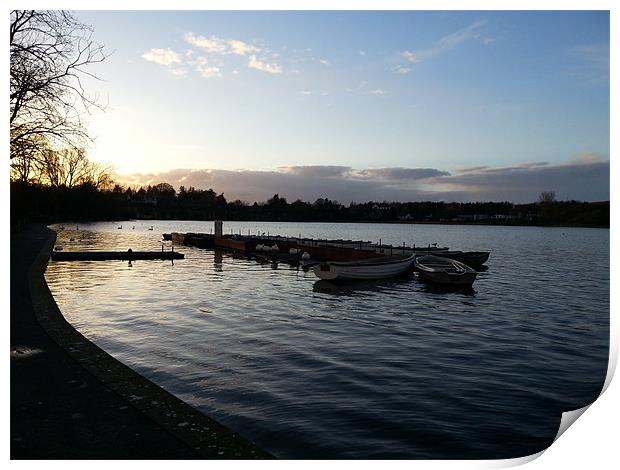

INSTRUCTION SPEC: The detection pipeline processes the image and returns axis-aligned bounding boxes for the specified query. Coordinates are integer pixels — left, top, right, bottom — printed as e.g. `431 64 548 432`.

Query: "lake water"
45 221 609 459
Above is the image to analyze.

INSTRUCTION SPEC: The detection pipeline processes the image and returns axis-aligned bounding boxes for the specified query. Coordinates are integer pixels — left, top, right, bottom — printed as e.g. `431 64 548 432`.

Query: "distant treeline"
11 181 610 228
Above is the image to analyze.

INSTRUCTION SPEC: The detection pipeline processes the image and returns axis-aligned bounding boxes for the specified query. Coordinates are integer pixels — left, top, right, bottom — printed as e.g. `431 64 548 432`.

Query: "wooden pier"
51 250 184 261
166 230 453 264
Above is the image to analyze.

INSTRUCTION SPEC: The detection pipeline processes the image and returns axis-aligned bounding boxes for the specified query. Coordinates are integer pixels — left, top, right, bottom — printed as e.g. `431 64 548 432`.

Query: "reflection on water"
313 277 414 297
415 275 478 296
213 250 223 272
45 220 609 459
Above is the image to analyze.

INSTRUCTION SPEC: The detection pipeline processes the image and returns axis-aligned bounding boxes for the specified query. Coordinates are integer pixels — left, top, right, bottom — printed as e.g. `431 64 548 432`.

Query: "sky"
74 10 610 203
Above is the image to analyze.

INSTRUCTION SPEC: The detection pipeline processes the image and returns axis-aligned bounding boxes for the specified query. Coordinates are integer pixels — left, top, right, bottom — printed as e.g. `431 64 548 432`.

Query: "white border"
5 2 616 469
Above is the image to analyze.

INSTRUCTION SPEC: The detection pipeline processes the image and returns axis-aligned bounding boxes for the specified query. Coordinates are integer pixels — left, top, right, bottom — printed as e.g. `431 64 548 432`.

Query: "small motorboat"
414 255 477 286
433 251 490 268
313 254 415 281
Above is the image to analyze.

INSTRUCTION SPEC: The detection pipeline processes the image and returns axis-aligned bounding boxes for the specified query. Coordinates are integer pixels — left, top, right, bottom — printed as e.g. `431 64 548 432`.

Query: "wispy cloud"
317 58 330 66
345 81 387 97
393 65 412 75
355 168 450 181
184 32 260 56
144 32 284 78
401 51 419 63
183 55 222 78
570 43 609 84
196 65 222 78
170 68 188 77
142 48 182 66
248 55 282 74
399 20 486 66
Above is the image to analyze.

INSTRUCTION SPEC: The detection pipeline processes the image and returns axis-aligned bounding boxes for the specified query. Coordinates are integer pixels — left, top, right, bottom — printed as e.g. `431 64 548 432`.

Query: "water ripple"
45 221 609 459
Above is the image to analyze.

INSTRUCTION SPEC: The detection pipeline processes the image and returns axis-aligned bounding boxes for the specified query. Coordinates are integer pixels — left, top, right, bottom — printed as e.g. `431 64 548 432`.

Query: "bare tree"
10 10 107 157
538 191 556 204
33 146 114 190
10 134 48 183
82 160 114 191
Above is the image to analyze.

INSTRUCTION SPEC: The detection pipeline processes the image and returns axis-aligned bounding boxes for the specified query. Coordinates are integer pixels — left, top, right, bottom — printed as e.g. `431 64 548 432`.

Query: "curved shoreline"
20 224 272 459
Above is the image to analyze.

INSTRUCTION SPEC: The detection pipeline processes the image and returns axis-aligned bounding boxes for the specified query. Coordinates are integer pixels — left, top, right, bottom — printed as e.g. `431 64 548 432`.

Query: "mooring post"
214 220 223 238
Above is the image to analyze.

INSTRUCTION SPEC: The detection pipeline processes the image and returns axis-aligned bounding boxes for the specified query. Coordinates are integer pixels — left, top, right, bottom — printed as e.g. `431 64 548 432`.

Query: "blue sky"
75 10 610 202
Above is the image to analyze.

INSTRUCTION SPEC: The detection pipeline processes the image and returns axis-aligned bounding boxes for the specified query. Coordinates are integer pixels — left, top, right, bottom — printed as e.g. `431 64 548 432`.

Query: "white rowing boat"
414 255 477 286
313 254 415 281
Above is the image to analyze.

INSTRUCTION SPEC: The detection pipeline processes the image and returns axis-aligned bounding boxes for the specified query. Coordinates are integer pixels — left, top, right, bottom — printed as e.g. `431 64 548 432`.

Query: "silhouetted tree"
10 10 107 158
539 191 556 204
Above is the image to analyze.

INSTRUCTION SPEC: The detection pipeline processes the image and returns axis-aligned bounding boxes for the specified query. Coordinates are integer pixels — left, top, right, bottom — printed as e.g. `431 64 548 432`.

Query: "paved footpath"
11 224 270 459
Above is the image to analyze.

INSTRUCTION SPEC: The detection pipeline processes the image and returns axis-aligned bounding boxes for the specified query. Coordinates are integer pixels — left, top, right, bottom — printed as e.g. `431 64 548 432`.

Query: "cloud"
401 51 419 63
248 55 283 74
184 32 260 56
142 48 182 66
279 165 352 178
228 39 261 56
119 167 432 203
573 152 606 165
458 165 489 173
355 168 450 181
427 157 609 202
170 68 188 77
119 156 609 204
399 20 485 65
196 65 222 78
359 50 366 56
369 89 385 95
393 65 412 75
145 32 283 79
318 58 330 66
300 90 313 95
